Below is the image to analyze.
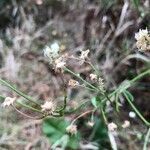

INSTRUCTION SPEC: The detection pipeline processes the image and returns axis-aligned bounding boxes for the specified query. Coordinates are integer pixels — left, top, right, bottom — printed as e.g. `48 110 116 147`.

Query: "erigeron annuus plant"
0 29 150 145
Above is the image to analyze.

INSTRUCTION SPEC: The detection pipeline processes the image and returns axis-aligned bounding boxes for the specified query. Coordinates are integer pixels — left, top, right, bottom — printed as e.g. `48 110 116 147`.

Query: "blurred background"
0 0 149 149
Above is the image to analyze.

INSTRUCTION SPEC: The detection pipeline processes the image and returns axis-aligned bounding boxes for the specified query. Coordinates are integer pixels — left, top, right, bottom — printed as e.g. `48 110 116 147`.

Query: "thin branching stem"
143 128 150 150
123 92 150 127
12 104 44 119
64 67 99 91
0 78 40 106
0 94 43 114
102 69 150 103
71 110 93 124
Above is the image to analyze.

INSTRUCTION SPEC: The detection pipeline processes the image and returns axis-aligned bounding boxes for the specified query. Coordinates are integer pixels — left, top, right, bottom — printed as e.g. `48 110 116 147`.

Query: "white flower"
54 57 66 70
1 97 16 108
89 74 97 81
43 42 60 63
108 122 117 131
80 49 90 60
135 29 150 51
66 124 77 135
122 120 130 128
68 79 79 87
41 101 55 113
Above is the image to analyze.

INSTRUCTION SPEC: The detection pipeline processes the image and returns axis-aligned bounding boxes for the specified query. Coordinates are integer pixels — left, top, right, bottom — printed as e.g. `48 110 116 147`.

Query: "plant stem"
64 67 99 91
12 104 44 119
100 104 108 124
123 92 150 127
78 84 96 91
0 94 43 114
17 101 43 113
130 69 150 84
143 128 150 150
55 90 67 113
102 69 150 103
71 110 93 124
0 78 40 106
88 61 100 76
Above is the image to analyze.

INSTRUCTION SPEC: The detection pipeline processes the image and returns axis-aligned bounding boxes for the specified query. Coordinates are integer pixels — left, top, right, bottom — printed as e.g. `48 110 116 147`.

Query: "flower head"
68 79 79 87
41 101 55 113
54 56 66 70
43 42 60 63
135 29 148 40
1 97 16 108
66 124 77 135
89 74 97 81
80 49 89 59
108 122 117 131
135 29 150 51
79 49 90 64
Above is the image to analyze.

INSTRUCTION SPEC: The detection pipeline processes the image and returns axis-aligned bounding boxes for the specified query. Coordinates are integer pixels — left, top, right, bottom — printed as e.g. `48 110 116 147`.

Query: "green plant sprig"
64 67 99 92
0 78 40 106
64 66 150 127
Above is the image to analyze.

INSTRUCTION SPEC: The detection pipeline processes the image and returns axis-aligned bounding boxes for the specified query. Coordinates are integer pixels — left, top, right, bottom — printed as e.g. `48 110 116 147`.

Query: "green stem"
130 69 150 84
79 85 96 91
0 78 40 106
100 104 108 125
102 69 150 103
123 92 150 127
55 90 67 113
143 128 150 150
88 62 100 76
65 100 90 114
64 67 99 91
0 94 43 114
17 101 43 113
12 104 44 119
0 95 5 99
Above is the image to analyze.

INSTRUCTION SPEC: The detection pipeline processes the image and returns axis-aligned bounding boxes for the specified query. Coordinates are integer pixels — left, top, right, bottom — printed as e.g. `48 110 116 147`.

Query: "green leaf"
42 118 80 149
90 117 111 149
91 95 102 108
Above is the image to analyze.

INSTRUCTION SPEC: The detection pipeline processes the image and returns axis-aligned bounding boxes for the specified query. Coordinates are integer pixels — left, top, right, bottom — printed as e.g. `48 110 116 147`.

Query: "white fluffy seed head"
1 97 16 108
41 101 55 114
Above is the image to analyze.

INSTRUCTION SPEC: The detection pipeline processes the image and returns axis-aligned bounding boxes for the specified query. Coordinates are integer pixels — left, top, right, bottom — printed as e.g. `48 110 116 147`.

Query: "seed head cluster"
135 29 150 51
41 101 56 114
